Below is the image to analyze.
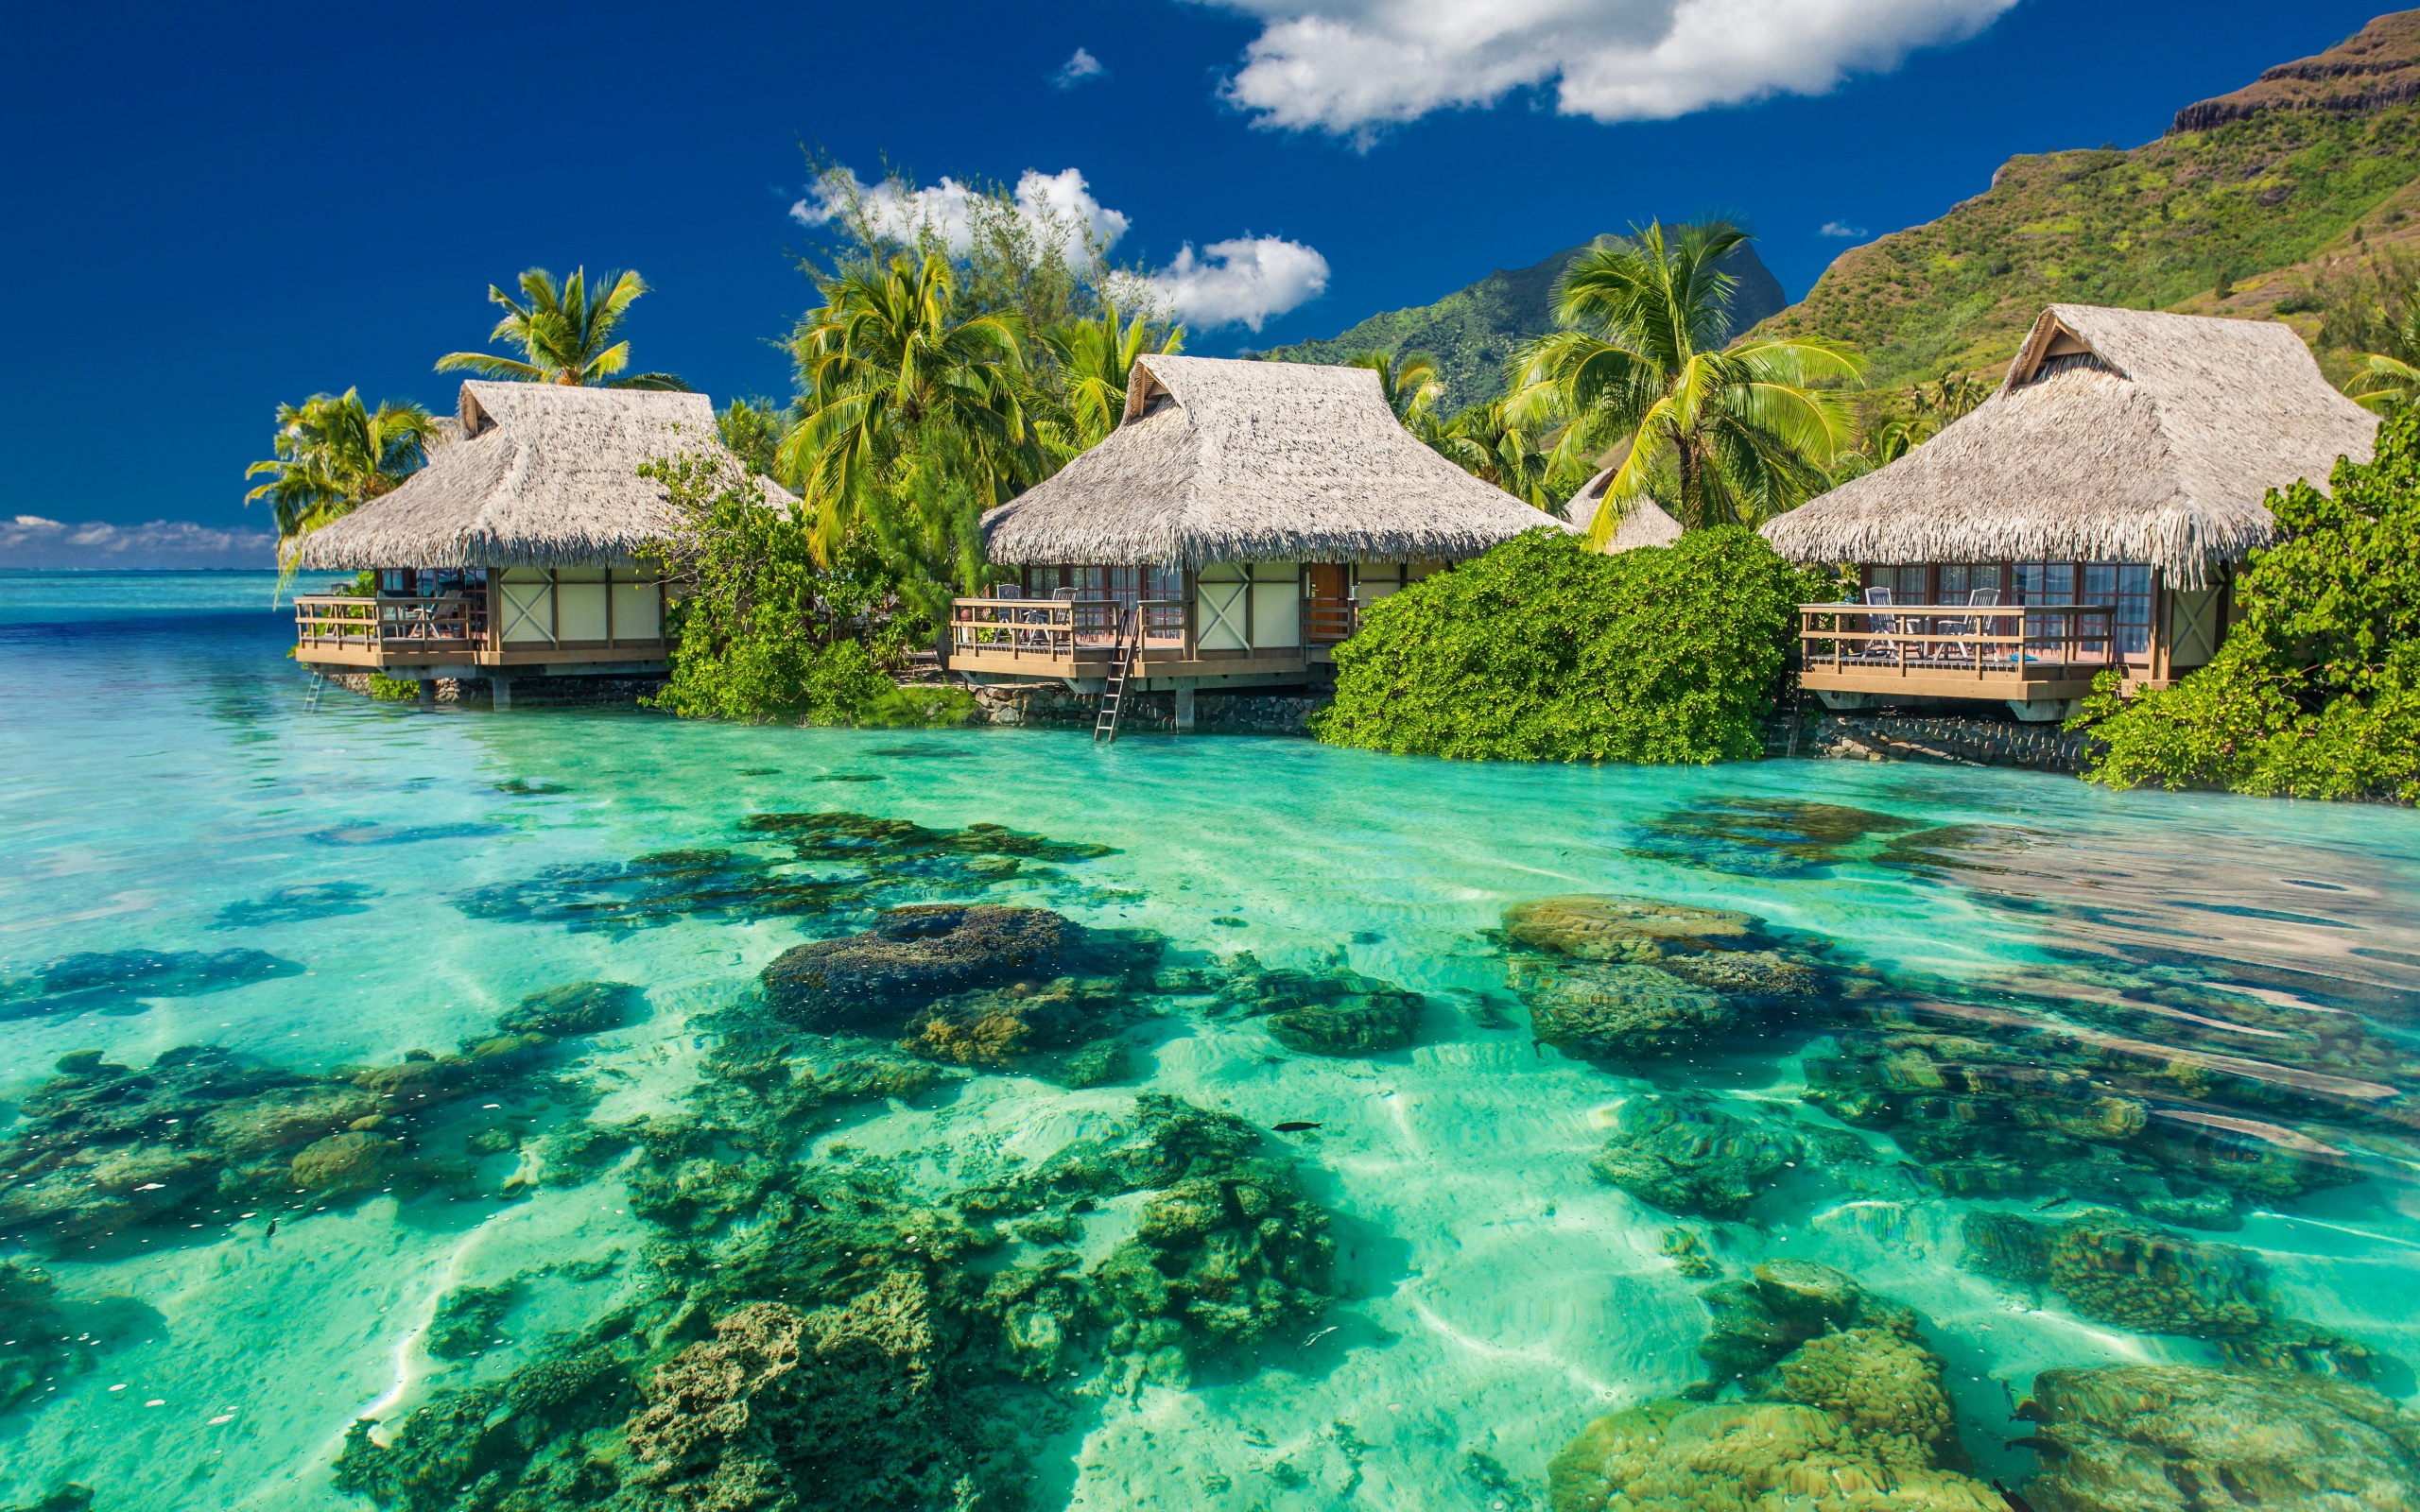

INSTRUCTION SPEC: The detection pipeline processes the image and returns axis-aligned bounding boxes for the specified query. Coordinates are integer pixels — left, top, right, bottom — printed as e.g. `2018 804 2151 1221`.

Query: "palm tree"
245 389 440 588
1428 400 1555 507
437 267 690 389
1040 302 1185 449
1512 222 1860 540
2349 352 2420 413
1346 349 1445 428
780 251 1033 563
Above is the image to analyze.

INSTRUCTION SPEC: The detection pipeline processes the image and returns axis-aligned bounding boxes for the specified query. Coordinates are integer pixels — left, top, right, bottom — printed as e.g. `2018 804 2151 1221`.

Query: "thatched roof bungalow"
955 354 1564 710
1560 466 1685 552
289 381 783 698
1761 304 2376 718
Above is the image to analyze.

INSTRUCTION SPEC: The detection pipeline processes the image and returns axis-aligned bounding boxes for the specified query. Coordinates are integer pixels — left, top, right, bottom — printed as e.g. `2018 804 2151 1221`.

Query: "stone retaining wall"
1804 712 2095 773
315 672 666 709
968 682 1329 737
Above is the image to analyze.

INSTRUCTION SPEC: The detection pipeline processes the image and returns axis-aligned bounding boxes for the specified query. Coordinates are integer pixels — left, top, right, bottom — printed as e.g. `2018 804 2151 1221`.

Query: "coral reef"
1962 1211 2268 1336
0 983 625 1247
1518 962 1732 1059
455 811 1112 935
1623 797 1921 878
0 947 302 1021
763 904 1073 1033
1502 896 1758 962
498 981 646 1037
1694 1260 1919 1394
1589 1096 1804 1218
2020 1363 2420 1512
1213 955 1426 1057
1 1263 80 1416
1551 1266 1994 1512
212 881 381 928
425 1283 518 1361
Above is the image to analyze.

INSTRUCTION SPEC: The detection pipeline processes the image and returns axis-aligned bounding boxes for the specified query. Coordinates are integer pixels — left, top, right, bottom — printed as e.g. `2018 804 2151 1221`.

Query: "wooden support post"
1174 679 1197 731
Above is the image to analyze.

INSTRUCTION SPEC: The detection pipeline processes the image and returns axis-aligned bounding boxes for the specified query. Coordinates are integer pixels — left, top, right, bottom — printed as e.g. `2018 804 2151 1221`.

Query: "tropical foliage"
438 266 690 389
637 454 970 727
1426 400 1556 507
2075 404 2420 802
1345 349 1444 427
1039 302 1183 449
1313 528 1824 763
1512 222 1860 540
244 388 440 586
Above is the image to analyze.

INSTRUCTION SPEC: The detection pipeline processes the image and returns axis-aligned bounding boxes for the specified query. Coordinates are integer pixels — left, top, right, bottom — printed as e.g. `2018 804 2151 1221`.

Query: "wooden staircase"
1094 606 1142 744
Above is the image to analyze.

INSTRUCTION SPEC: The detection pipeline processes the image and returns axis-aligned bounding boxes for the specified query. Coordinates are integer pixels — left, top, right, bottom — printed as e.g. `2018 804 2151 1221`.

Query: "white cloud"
1192 0 2017 136
1119 236 1331 332
0 514 278 570
793 165 1329 331
1052 47 1108 89
790 167 1133 264
1818 220 1869 238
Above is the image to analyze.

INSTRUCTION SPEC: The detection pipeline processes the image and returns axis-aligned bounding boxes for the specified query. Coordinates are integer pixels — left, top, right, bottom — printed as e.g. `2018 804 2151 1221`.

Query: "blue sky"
0 0 2391 557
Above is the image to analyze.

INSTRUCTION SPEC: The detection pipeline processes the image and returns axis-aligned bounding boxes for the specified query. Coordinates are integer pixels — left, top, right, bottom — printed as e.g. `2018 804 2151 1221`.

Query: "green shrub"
2076 407 2415 802
1312 527 1822 764
366 672 421 701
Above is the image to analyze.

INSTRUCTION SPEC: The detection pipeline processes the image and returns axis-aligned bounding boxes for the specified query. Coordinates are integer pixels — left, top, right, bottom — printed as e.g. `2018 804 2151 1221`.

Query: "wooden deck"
293 594 667 672
1796 602 2122 702
945 595 1355 684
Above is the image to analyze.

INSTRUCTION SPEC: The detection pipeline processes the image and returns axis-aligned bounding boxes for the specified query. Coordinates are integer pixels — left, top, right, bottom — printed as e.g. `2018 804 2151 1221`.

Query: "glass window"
2015 562 2075 659
1146 566 1183 600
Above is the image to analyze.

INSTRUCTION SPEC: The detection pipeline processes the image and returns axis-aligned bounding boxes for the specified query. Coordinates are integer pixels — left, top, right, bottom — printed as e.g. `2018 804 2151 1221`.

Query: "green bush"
2076 407 2415 802
366 672 421 701
639 455 966 728
1312 527 1822 764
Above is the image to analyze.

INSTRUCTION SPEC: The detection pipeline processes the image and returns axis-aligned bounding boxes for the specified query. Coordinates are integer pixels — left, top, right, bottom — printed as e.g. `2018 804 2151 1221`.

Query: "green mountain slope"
1757 10 2420 387
1260 236 1787 408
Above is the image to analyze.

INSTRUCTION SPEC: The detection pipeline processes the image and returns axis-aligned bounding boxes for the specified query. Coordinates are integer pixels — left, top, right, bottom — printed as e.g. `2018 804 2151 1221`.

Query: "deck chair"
1858 586 1898 661
1944 587 2000 665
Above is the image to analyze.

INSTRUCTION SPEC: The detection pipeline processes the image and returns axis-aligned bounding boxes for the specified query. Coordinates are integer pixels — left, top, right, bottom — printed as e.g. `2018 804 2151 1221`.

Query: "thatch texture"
1760 304 2377 587
293 382 786 570
979 354 1565 567
1562 465 1685 552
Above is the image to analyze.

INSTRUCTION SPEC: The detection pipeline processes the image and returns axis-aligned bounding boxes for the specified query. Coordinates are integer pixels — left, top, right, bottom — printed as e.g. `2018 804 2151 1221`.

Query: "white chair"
1858 586 1897 661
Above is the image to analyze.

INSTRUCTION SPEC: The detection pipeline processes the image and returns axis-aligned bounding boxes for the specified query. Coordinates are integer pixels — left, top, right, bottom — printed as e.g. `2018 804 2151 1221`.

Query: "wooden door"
1305 563 1350 644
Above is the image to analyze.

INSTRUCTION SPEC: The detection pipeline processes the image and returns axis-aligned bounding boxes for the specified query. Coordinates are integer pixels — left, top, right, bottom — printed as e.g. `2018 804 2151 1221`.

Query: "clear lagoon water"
2 571 2416 1509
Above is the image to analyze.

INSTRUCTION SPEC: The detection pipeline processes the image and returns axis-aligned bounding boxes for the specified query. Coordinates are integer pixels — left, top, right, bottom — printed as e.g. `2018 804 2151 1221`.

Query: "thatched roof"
979 354 1566 567
293 382 788 570
1759 304 2377 587
1561 465 1685 552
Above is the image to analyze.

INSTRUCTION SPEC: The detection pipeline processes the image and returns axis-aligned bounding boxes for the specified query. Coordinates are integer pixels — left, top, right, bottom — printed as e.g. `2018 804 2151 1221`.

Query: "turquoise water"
2 571 2416 1509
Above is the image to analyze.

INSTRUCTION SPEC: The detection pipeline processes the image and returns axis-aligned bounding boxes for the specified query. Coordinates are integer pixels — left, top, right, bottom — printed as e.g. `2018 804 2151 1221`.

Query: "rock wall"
314 672 666 709
968 682 1329 737
1805 713 2094 773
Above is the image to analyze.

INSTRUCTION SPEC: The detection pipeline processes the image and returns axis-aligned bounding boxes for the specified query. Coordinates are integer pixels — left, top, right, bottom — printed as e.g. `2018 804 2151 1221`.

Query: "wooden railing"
295 594 486 654
1798 602 2120 679
1303 596 1358 645
950 598 1185 662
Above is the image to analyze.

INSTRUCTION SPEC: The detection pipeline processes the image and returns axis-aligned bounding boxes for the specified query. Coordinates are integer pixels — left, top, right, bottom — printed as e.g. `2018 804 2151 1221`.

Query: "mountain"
1258 235 1788 409
1754 11 2420 388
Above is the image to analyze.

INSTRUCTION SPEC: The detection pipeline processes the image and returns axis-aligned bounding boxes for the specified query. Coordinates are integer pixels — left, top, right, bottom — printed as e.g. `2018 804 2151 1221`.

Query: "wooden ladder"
1093 605 1141 744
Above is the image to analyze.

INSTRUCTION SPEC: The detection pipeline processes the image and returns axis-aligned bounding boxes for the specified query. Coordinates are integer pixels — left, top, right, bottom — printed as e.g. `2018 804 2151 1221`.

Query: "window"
2015 562 2075 658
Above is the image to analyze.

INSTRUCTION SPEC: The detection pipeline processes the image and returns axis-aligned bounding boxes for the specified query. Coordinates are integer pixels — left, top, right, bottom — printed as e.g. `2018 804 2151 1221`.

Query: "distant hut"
1761 304 2376 720
958 354 1563 723
289 381 787 705
1560 465 1685 551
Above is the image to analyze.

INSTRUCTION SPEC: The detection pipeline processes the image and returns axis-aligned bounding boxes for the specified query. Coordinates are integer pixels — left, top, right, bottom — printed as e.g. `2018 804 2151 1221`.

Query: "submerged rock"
1962 1211 2269 1337
2021 1363 2420 1512
212 881 381 929
1519 961 1732 1058
1215 954 1426 1057
1589 1095 1802 1218
1 1263 79 1417
763 904 1072 1033
425 1282 517 1361
1626 798 1921 878
1552 1268 1994 1512
901 974 1136 1069
0 947 303 1020
1503 895 1758 962
497 980 646 1037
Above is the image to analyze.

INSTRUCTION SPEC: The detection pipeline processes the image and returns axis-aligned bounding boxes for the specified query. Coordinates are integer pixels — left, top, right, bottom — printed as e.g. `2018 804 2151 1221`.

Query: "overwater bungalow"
954 353 1564 725
1560 466 1685 550
1761 303 2377 720
288 381 786 706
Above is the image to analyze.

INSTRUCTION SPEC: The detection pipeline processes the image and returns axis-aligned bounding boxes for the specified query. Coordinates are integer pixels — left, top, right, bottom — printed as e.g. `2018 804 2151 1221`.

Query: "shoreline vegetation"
248 24 2420 801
